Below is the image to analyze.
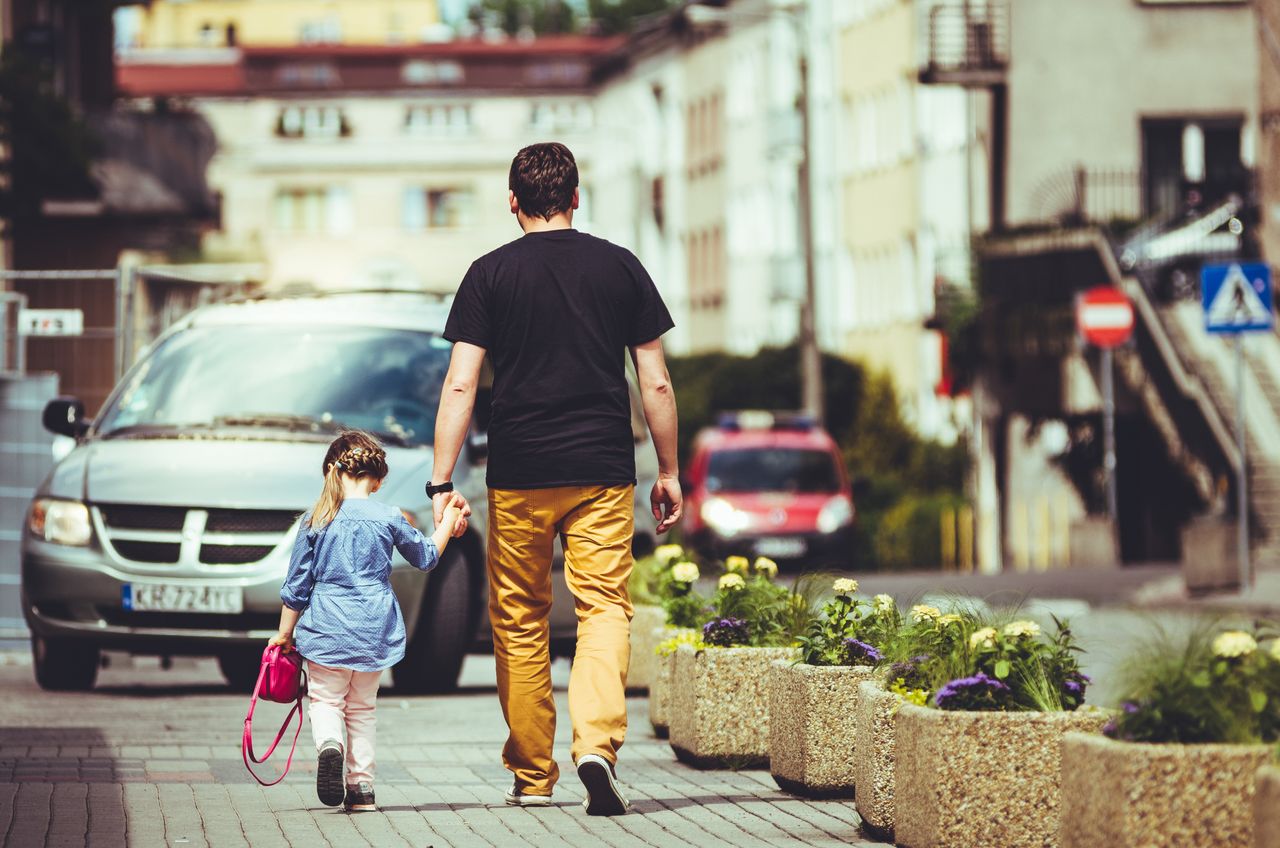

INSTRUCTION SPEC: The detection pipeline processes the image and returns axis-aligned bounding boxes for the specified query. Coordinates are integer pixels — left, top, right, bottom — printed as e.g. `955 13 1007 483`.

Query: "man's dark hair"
509 142 578 221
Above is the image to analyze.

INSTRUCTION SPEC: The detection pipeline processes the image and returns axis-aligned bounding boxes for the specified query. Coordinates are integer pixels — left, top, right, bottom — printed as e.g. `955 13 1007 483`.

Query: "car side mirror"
466 430 489 464
42 397 89 439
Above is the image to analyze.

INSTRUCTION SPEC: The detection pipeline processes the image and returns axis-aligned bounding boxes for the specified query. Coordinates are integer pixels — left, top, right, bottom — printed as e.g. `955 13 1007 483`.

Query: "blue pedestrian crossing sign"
1202 262 1274 334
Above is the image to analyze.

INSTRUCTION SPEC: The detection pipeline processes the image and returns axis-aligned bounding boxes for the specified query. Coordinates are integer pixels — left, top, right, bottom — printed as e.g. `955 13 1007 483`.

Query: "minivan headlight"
701 497 751 538
817 497 854 534
28 499 92 546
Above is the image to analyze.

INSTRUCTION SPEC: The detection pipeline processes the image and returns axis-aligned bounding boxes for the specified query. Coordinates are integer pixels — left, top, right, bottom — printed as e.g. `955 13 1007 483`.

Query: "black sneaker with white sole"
316 740 345 807
576 754 630 816
344 782 376 813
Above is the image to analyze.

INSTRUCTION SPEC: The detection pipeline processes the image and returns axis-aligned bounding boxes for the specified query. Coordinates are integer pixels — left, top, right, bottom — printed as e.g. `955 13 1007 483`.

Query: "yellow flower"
753 557 779 579
1212 630 1258 658
969 627 997 650
654 544 684 564
655 628 704 656
724 556 750 575
873 594 896 613
911 604 942 623
1271 640 1280 662
719 573 746 591
833 577 859 595
1003 620 1041 639
670 561 700 584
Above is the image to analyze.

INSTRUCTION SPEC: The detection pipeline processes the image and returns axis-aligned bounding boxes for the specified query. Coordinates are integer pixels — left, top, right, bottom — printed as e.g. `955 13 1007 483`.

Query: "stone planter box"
648 632 678 738
852 678 903 840
669 645 799 768
1059 733 1273 848
895 704 1108 848
1255 765 1280 848
767 661 872 798
627 605 666 692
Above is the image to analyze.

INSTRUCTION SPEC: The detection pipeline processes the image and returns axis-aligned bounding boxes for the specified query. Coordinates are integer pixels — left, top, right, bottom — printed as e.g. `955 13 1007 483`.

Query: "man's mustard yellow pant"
486 484 635 796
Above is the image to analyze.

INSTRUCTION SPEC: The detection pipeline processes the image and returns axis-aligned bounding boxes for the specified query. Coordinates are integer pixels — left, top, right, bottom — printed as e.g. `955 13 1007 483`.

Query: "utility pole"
796 37 824 425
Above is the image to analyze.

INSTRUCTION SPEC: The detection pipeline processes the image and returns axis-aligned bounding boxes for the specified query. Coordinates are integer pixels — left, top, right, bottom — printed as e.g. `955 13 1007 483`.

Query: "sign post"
1077 287 1135 534
1202 261 1275 592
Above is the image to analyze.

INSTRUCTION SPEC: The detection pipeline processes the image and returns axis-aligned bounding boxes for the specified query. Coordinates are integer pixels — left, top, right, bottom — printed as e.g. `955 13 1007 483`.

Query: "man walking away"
429 142 682 816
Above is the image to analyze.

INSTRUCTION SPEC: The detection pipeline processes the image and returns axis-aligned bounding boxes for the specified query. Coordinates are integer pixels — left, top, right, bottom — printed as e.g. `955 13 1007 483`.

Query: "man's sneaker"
504 784 554 807
344 782 377 813
316 740 344 807
577 754 630 816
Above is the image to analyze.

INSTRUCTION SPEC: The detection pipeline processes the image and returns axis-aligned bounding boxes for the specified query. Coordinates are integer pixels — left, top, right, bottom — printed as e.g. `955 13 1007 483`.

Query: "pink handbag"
242 645 308 786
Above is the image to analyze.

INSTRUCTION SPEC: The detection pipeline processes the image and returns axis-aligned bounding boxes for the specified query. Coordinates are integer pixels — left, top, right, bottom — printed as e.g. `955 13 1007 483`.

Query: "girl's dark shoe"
316 740 345 807
344 782 377 812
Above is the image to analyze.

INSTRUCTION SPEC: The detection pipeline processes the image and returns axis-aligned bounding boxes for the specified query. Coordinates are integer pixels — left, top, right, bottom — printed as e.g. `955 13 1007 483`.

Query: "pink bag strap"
242 651 308 787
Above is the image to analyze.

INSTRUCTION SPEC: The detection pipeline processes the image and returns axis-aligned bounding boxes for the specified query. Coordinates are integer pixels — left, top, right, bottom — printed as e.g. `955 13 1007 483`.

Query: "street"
0 653 885 848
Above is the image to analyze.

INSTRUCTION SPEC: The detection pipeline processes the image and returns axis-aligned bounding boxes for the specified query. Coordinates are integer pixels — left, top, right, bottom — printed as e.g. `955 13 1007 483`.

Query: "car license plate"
123 583 244 614
756 537 806 558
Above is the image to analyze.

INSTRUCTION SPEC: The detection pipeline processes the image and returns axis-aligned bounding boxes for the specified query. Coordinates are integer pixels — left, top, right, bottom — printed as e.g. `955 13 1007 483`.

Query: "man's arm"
630 338 682 534
432 341 486 530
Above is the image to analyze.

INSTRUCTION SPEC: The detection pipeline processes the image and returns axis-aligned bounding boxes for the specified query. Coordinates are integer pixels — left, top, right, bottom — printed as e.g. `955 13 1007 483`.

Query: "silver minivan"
22 289 658 692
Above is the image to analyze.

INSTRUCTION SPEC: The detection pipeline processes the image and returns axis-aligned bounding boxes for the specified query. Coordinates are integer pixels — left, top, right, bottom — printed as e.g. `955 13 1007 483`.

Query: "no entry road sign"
1203 262 1273 335
1077 286 1134 349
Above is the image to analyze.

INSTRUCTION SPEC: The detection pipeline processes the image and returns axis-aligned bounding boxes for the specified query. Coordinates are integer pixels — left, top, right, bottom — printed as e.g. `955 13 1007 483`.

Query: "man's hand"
651 475 683 534
434 490 471 538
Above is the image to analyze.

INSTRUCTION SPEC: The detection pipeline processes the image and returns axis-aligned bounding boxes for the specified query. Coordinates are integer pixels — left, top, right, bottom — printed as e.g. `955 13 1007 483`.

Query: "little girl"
269 430 461 812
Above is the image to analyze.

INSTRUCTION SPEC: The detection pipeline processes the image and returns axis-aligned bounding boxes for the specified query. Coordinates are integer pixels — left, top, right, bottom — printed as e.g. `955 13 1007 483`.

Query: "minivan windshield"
706 448 841 494
97 325 452 446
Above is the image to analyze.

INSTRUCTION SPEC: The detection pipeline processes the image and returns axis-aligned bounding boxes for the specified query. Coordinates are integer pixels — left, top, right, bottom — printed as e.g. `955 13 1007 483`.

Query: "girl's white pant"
306 661 380 785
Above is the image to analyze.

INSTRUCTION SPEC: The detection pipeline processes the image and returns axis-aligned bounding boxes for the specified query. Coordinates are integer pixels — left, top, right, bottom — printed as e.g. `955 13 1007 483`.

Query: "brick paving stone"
85 784 127 848
45 783 88 848
6 783 53 846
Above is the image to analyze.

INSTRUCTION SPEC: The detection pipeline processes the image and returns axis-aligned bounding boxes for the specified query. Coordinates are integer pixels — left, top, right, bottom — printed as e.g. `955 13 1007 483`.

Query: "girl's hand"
267 632 294 652
441 505 462 532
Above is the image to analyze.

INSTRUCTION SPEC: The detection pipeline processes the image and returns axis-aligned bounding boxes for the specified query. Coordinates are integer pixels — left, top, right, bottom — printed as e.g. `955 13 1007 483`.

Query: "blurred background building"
4 0 1280 582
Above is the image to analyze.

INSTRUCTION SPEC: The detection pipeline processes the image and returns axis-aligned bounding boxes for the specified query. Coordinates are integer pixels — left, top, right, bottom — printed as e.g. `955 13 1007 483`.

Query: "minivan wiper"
211 414 413 447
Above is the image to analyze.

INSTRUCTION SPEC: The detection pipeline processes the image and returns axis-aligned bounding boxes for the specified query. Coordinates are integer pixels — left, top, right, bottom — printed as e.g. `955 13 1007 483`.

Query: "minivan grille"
99 505 187 531
95 504 297 567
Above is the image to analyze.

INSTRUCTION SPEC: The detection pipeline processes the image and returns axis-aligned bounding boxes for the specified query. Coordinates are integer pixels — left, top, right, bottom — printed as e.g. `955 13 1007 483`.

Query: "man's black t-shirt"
443 229 674 490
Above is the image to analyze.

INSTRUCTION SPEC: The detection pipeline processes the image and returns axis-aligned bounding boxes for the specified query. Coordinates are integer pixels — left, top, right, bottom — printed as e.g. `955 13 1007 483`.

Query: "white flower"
670 561 700 584
654 544 684 564
911 604 941 623
753 557 779 579
1003 620 1041 639
719 573 746 591
1213 630 1258 658
832 578 859 595
969 627 998 650
724 556 750 574
873 594 896 613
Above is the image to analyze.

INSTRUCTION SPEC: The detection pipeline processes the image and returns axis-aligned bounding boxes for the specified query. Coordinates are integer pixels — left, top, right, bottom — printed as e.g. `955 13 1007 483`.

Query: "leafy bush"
1103 622 1280 745
877 604 1088 712
636 544 710 629
797 578 900 666
874 494 967 572
696 558 816 648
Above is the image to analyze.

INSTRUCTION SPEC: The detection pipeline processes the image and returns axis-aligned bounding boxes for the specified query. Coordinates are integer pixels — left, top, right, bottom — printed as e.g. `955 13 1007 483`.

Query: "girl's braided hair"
308 431 389 529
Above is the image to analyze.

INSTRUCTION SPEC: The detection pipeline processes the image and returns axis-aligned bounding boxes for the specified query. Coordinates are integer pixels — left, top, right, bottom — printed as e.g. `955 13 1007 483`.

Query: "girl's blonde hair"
309 431 389 529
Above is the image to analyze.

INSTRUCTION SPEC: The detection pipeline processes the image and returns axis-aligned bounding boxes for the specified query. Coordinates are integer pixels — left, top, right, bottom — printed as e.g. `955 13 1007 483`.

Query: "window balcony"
919 1 1009 87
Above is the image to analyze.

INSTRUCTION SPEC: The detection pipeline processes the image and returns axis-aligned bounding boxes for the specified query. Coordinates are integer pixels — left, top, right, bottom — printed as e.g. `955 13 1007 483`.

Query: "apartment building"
116 39 617 291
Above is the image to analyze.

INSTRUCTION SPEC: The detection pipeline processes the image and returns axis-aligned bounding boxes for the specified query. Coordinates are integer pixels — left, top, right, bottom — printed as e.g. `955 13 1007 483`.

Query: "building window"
525 61 589 86
277 63 340 88
530 101 593 133
300 17 343 44
274 186 354 235
402 60 464 86
404 103 472 137
198 22 217 47
402 187 476 230
277 106 349 139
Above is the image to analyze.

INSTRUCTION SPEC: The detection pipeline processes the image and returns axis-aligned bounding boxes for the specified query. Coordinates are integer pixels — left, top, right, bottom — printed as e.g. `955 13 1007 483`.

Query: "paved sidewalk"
0 655 884 847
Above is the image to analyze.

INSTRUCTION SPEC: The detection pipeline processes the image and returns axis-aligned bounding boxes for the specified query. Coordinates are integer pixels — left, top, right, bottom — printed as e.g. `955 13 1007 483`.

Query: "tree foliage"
470 0 676 36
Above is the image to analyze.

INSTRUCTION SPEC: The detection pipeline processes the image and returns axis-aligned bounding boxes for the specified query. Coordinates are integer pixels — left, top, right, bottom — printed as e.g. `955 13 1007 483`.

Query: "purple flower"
1122 700 1140 714
1063 679 1084 695
702 617 750 647
1101 718 1119 738
844 639 882 665
933 672 1011 711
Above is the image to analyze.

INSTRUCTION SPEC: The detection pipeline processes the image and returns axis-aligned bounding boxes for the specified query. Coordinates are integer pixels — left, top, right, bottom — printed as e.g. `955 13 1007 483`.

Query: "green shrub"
874 494 966 571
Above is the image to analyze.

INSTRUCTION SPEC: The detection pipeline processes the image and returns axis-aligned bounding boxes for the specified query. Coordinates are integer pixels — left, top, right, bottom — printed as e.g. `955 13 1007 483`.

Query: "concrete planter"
767 661 872 798
669 645 799 768
1255 765 1280 848
627 605 666 692
852 678 903 840
1060 733 1273 848
648 631 678 738
895 704 1108 848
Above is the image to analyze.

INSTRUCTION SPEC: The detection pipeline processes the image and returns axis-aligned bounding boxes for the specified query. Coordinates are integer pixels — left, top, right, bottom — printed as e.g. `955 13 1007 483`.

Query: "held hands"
651 474 683 534
433 490 470 538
